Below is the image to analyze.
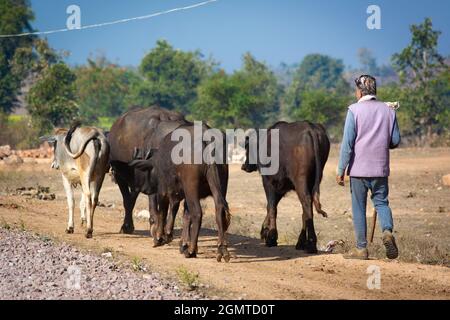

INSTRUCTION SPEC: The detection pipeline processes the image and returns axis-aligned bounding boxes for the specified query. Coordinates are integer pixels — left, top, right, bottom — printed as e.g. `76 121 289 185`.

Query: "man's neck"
358 95 377 103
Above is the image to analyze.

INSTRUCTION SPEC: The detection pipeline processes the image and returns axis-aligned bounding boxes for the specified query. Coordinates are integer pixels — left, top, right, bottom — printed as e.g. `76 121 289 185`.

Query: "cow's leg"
117 177 137 234
78 170 95 239
165 199 180 244
184 195 202 258
62 175 75 234
295 178 317 253
296 212 307 251
262 181 282 247
87 172 106 238
148 194 158 238
179 201 190 254
80 193 86 226
214 199 231 262
153 196 168 247
260 213 270 241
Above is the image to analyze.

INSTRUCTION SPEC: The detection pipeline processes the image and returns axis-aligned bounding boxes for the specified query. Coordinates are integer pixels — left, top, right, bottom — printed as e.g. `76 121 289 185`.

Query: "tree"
27 63 78 133
193 53 280 128
0 0 35 113
136 40 208 113
75 56 139 122
284 54 351 138
288 89 350 139
293 54 349 92
358 48 378 75
392 18 449 144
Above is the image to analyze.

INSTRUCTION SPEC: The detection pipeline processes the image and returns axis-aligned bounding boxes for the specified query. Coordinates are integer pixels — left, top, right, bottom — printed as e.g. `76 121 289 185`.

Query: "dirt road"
0 147 449 299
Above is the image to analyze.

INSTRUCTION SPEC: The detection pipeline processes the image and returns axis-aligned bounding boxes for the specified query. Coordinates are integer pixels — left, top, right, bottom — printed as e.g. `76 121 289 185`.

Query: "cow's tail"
310 130 328 218
206 164 231 230
86 132 110 191
64 121 98 159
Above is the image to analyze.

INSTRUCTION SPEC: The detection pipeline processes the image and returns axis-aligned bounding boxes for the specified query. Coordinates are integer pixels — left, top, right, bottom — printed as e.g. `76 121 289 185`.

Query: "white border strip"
0 0 218 38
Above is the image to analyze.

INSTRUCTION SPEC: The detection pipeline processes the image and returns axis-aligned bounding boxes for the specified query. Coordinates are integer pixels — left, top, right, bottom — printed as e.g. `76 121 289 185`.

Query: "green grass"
131 256 144 272
176 265 199 291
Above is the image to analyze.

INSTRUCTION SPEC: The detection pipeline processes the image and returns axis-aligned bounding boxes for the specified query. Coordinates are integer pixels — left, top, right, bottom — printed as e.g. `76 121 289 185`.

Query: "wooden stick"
369 208 377 243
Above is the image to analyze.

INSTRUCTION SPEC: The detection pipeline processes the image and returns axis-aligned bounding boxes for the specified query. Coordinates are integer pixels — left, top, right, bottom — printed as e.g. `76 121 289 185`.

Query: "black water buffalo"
108 106 189 235
129 123 230 261
241 121 330 253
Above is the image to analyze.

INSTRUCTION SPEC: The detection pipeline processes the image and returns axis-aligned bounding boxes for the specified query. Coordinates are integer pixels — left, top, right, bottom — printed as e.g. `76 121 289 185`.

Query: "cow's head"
128 148 158 233
40 129 67 170
241 134 258 173
128 147 158 193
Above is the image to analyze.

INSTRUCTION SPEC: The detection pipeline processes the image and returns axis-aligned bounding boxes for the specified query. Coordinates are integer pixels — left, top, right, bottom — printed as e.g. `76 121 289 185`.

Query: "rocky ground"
0 228 205 300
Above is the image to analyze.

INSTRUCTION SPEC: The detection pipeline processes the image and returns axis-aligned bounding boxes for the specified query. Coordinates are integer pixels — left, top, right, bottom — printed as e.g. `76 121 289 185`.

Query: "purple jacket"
346 99 396 177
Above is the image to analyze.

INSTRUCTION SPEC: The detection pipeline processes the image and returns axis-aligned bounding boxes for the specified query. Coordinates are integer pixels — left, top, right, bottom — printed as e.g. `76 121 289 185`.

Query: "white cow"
45 122 110 238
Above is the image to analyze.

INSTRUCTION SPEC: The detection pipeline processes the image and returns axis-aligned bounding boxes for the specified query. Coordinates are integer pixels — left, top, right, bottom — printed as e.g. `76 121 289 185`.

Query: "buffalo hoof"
217 245 230 263
80 219 86 227
296 239 317 254
153 237 165 247
184 250 197 259
295 230 307 250
65 227 74 234
295 241 306 251
164 233 174 244
265 229 278 247
260 226 269 240
179 243 189 254
305 242 318 254
120 223 134 234
85 229 93 239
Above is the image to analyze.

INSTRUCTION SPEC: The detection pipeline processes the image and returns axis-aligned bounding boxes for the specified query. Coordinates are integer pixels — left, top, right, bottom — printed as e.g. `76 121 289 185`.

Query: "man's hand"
336 175 345 186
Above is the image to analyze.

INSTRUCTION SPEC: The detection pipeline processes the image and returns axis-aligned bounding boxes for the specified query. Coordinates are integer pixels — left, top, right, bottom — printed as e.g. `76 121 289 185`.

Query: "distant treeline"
0 0 449 148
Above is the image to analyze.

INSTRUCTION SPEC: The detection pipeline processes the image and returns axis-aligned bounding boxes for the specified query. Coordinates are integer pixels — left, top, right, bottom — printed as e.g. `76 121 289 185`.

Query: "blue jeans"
350 177 394 249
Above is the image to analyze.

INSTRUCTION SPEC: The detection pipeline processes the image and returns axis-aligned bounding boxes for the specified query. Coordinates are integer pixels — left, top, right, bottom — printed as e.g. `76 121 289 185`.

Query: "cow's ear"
129 159 153 171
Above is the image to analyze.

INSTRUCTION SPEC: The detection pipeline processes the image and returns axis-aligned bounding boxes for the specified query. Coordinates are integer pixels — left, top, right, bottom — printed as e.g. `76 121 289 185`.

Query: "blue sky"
29 0 450 71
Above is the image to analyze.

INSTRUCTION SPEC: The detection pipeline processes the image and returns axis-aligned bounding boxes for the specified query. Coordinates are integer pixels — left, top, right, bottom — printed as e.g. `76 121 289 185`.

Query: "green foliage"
135 40 208 113
284 54 351 139
131 256 144 272
75 56 138 122
96 116 116 130
193 53 280 128
392 18 445 85
27 63 78 134
391 18 449 144
176 265 199 290
288 89 350 140
293 54 350 92
0 0 35 113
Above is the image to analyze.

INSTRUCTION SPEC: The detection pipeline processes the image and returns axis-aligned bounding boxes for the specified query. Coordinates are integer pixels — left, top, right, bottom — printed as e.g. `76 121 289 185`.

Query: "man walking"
337 75 400 260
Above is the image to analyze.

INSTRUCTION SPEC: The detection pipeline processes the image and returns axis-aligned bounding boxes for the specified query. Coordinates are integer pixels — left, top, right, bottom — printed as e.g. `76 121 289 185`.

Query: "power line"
0 0 218 38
